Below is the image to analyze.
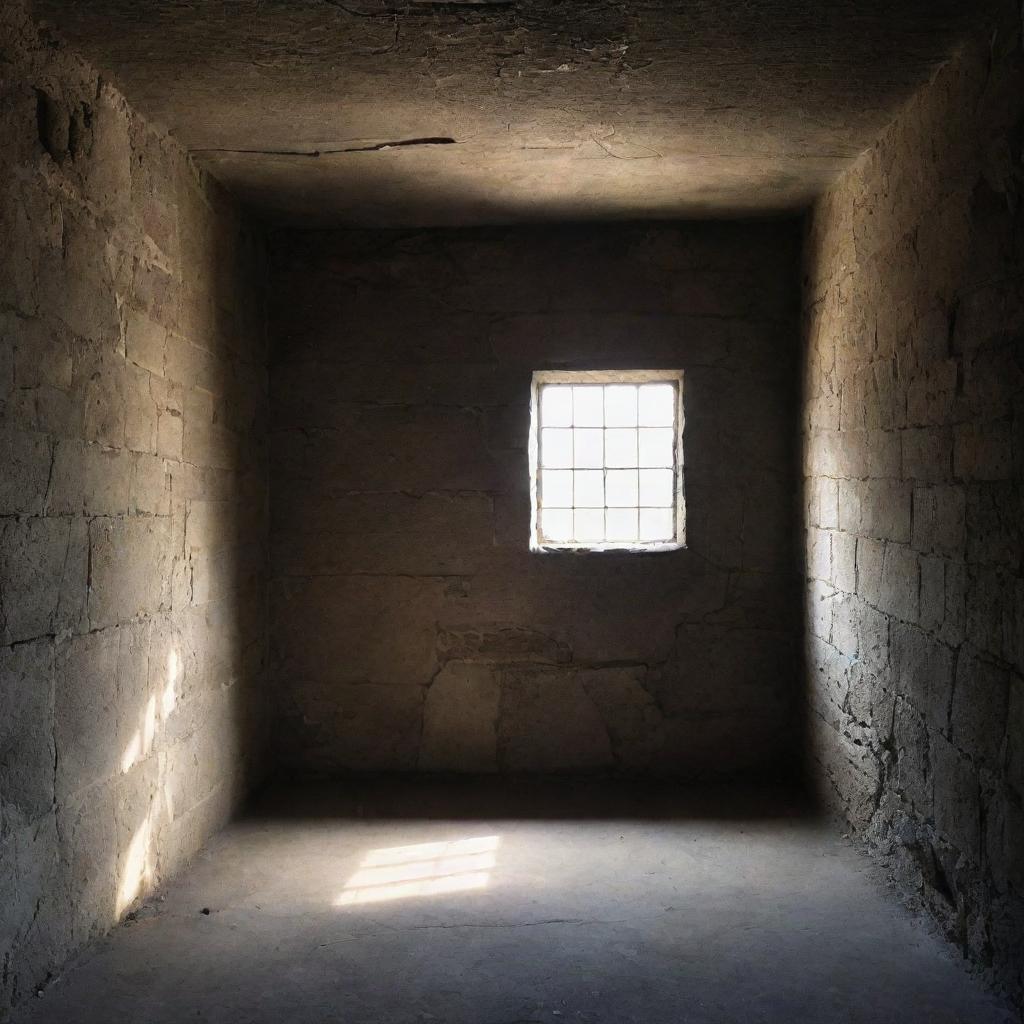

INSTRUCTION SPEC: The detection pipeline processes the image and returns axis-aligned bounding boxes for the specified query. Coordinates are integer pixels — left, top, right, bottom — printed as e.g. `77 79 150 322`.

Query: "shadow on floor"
13 776 1017 1024
248 774 820 823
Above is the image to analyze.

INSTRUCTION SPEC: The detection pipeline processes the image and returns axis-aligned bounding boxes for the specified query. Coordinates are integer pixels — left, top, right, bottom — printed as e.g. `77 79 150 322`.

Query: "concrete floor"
16 781 1015 1024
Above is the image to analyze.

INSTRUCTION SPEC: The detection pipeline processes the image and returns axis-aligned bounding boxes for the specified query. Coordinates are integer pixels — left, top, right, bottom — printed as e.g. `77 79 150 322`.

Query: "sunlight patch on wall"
162 649 180 720
120 649 181 775
120 695 158 774
335 835 500 906
116 814 155 917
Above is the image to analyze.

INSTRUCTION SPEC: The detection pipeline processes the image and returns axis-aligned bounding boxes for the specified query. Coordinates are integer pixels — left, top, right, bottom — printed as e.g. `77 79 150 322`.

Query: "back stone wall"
269 222 801 778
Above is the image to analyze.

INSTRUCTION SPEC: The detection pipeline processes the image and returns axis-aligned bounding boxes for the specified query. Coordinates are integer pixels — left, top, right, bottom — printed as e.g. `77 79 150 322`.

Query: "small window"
529 370 685 551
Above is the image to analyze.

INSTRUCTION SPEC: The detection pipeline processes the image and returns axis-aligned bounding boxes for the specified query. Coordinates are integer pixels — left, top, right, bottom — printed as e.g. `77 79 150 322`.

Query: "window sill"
530 541 686 554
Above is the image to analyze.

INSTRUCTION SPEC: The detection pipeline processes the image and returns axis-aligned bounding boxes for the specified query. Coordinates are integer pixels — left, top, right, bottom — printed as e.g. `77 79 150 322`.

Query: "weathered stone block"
285 681 423 773
182 386 235 471
0 815 66 1006
47 439 131 516
661 626 793 718
419 662 499 772
498 667 612 772
78 342 127 448
129 452 169 515
88 516 170 629
8 314 73 391
830 593 859 657
53 629 122 803
986 792 1024 894
931 732 981 863
816 477 839 529
435 623 570 665
124 362 159 454
806 578 836 642
580 667 665 771
274 492 494 578
0 640 55 836
124 308 166 377
271 576 442 685
815 719 883 830
953 420 1013 481
964 565 1013 662
950 646 1010 767
43 214 120 346
807 527 831 582
0 427 51 515
911 485 965 555
964 483 1022 569
907 359 957 427
856 597 891 672
152 376 184 460
832 531 857 593
892 697 930 814
0 516 87 643
55 782 118 947
891 622 955 733
901 427 952 483
849 481 913 542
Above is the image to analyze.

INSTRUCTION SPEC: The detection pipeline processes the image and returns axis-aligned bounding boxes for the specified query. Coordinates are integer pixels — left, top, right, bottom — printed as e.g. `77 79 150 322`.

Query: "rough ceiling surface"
37 0 979 226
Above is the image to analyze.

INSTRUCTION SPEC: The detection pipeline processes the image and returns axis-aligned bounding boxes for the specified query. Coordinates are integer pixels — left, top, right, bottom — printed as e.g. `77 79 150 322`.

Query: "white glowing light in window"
335 836 500 906
530 372 684 550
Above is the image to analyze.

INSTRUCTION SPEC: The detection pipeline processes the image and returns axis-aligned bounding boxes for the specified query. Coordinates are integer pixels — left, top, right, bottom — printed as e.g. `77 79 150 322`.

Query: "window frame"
528 369 686 553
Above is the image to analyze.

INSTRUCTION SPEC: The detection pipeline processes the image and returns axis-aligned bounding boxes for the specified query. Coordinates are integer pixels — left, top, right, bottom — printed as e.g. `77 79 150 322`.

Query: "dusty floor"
15 781 1015 1024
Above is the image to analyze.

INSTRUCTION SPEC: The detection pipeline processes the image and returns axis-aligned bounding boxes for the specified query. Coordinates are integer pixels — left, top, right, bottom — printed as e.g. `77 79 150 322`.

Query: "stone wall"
0 4 268 1014
269 223 801 777
801 5 1024 1006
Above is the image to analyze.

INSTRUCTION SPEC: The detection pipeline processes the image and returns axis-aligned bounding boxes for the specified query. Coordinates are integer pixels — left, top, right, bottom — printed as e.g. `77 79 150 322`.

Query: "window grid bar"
537 381 680 546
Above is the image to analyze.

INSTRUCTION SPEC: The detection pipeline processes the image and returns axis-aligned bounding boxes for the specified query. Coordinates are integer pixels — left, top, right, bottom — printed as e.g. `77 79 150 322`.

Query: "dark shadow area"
248 775 819 822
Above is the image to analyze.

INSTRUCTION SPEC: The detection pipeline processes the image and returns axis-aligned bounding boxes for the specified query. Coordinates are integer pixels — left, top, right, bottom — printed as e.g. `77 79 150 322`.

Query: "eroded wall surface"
270 223 800 777
802 8 1024 1005
0 3 267 1012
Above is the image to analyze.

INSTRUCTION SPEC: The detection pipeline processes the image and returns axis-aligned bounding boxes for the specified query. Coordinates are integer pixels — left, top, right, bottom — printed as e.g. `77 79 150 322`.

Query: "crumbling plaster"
0 2 268 1014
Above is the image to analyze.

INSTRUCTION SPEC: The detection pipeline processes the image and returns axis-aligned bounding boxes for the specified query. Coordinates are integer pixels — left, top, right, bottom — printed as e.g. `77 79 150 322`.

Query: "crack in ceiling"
34 0 990 226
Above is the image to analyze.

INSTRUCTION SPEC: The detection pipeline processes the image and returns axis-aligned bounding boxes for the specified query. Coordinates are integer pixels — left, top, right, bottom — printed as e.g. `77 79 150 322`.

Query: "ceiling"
36 0 980 227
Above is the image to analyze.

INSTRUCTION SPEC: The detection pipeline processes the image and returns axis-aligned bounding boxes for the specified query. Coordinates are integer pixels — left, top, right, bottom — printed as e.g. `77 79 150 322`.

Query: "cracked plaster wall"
801 3 1024 1008
270 222 801 777
0 3 268 1014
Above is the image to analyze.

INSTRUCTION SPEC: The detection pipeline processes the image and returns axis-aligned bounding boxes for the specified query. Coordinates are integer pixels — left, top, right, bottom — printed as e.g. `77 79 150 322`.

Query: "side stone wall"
0 4 268 1014
801 5 1024 1006
269 222 801 778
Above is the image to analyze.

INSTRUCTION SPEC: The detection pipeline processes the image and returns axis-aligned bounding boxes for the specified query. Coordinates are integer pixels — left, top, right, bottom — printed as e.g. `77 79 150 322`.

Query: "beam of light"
335 871 490 906
142 695 157 752
120 696 159 774
362 834 500 866
116 816 154 916
346 851 495 888
162 649 180 720
335 836 500 907
120 731 141 774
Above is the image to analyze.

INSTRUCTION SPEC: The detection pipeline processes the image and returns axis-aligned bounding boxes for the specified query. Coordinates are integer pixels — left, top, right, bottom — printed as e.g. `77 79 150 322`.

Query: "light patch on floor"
336 835 499 906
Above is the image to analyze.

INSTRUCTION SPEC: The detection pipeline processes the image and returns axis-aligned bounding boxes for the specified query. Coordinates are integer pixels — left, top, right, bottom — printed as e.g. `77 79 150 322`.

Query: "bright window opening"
529 370 685 551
